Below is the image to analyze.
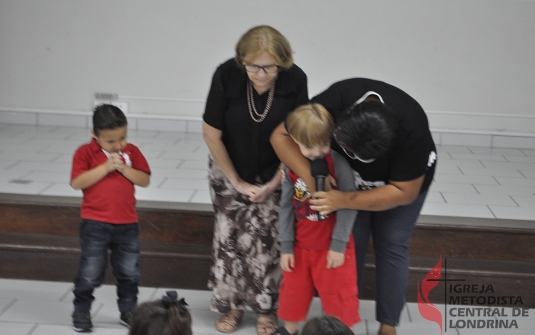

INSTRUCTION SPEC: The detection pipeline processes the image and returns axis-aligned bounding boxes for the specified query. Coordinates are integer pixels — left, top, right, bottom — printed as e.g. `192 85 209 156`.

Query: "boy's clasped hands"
105 152 126 173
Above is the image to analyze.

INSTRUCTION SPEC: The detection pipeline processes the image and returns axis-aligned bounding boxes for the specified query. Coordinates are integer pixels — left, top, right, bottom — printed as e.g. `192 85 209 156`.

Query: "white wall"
1 0 535 134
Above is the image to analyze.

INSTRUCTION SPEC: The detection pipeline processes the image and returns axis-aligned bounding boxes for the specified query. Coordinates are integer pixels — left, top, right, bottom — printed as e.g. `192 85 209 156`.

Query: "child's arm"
70 158 115 190
327 151 358 268
278 165 296 272
110 153 150 187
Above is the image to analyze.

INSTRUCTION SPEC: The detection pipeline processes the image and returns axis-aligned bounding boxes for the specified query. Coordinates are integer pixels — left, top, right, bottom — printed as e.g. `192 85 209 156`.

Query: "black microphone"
310 158 329 220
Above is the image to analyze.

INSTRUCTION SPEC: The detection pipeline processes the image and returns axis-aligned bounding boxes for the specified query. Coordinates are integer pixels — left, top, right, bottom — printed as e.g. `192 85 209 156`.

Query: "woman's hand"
310 189 345 216
248 168 283 203
233 180 261 199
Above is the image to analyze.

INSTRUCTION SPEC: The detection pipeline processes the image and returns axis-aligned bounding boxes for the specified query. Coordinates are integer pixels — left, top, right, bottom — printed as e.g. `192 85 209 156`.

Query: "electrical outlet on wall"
93 100 129 114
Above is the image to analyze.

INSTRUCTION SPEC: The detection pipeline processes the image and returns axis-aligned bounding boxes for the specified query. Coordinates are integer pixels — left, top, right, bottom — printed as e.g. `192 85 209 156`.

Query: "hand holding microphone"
310 158 329 220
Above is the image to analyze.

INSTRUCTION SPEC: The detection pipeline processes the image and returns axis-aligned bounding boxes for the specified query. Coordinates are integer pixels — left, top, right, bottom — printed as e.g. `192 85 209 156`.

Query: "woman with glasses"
271 78 436 335
202 25 308 335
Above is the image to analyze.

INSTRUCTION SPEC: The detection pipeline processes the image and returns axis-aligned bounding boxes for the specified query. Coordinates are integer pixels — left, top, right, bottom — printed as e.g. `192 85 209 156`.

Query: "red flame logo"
417 255 442 334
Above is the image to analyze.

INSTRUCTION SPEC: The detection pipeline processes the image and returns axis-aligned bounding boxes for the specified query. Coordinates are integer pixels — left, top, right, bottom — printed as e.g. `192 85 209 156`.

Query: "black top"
312 78 436 193
203 58 308 184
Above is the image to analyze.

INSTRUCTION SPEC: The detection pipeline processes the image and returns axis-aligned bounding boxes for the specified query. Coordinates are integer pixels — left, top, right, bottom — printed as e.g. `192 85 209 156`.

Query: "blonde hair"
286 103 334 147
235 25 294 70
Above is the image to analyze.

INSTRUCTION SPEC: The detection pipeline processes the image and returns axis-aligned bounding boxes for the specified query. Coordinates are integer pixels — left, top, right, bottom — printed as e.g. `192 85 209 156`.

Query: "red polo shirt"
71 138 151 224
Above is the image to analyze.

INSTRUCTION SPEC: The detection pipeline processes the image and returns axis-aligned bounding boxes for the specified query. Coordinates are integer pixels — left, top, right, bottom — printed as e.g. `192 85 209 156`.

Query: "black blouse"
203 58 308 184
313 78 437 193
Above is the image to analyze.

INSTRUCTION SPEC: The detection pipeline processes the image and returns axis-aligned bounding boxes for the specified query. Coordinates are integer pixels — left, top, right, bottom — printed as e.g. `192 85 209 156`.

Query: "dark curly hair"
301 316 354 335
333 100 398 161
128 299 192 335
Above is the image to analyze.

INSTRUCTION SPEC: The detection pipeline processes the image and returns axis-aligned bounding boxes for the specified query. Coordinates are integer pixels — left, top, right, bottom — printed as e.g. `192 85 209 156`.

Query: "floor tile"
503 155 535 163
420 202 495 219
6 161 71 174
160 178 209 190
423 192 445 204
0 180 54 195
481 160 535 171
494 177 535 188
32 324 127 335
428 182 478 194
23 171 71 183
511 196 535 207
442 193 517 206
474 184 535 197
489 206 535 221
436 145 473 154
459 166 524 178
148 158 183 169
0 279 71 301
449 152 508 161
0 300 73 324
190 190 212 204
433 174 499 185
134 187 195 203
40 183 83 197
468 147 526 156
0 322 35 335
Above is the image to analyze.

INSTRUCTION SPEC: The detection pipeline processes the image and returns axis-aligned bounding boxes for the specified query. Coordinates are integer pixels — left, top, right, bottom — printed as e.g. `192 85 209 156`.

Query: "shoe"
256 313 278 335
215 310 243 333
72 311 92 332
120 310 133 328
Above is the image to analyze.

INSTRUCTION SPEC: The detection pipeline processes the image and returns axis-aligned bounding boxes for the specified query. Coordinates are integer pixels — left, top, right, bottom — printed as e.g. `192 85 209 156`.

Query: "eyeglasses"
341 147 376 163
243 63 279 74
333 132 376 163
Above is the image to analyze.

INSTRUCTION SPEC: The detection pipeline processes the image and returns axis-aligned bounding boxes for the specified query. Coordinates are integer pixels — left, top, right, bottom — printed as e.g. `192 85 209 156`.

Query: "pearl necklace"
247 79 275 123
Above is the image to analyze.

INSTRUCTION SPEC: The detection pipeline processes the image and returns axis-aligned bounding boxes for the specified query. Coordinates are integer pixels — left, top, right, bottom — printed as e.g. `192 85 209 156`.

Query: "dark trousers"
73 219 140 313
352 191 427 326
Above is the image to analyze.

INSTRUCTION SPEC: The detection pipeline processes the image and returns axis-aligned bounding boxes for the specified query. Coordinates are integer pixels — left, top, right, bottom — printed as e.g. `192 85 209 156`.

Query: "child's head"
91 104 128 153
285 103 334 160
301 315 354 335
128 291 192 335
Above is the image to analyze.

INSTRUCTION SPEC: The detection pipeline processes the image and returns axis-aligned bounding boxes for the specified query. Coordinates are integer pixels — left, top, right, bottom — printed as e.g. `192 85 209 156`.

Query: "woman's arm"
203 121 260 198
310 175 425 214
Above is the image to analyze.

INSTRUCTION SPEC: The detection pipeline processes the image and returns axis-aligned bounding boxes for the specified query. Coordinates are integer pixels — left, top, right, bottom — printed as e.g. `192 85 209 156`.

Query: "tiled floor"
1 123 535 227
0 123 534 334
0 278 533 335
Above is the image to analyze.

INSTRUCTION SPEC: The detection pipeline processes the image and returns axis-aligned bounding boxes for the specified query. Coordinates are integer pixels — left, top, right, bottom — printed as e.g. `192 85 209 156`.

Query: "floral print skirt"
207 157 281 314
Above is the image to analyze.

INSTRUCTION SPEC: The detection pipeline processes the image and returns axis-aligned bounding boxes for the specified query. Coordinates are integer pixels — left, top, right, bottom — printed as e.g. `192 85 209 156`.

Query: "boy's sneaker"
72 311 92 332
120 310 133 328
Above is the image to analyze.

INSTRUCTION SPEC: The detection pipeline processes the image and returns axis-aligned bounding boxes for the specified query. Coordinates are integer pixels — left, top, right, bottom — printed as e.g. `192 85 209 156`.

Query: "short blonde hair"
235 25 294 70
285 104 334 147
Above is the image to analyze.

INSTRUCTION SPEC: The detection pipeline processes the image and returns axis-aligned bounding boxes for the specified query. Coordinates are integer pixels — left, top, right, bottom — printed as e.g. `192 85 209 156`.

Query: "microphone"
310 158 329 220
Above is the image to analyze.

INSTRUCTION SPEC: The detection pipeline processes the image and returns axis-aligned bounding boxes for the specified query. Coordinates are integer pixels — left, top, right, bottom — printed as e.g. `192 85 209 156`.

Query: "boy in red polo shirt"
70 104 151 332
277 104 360 335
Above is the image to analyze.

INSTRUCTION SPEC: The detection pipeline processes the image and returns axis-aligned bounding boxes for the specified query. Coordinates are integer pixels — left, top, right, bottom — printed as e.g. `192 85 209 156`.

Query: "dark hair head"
333 100 397 161
235 25 294 70
301 316 354 335
128 292 192 335
92 104 127 135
